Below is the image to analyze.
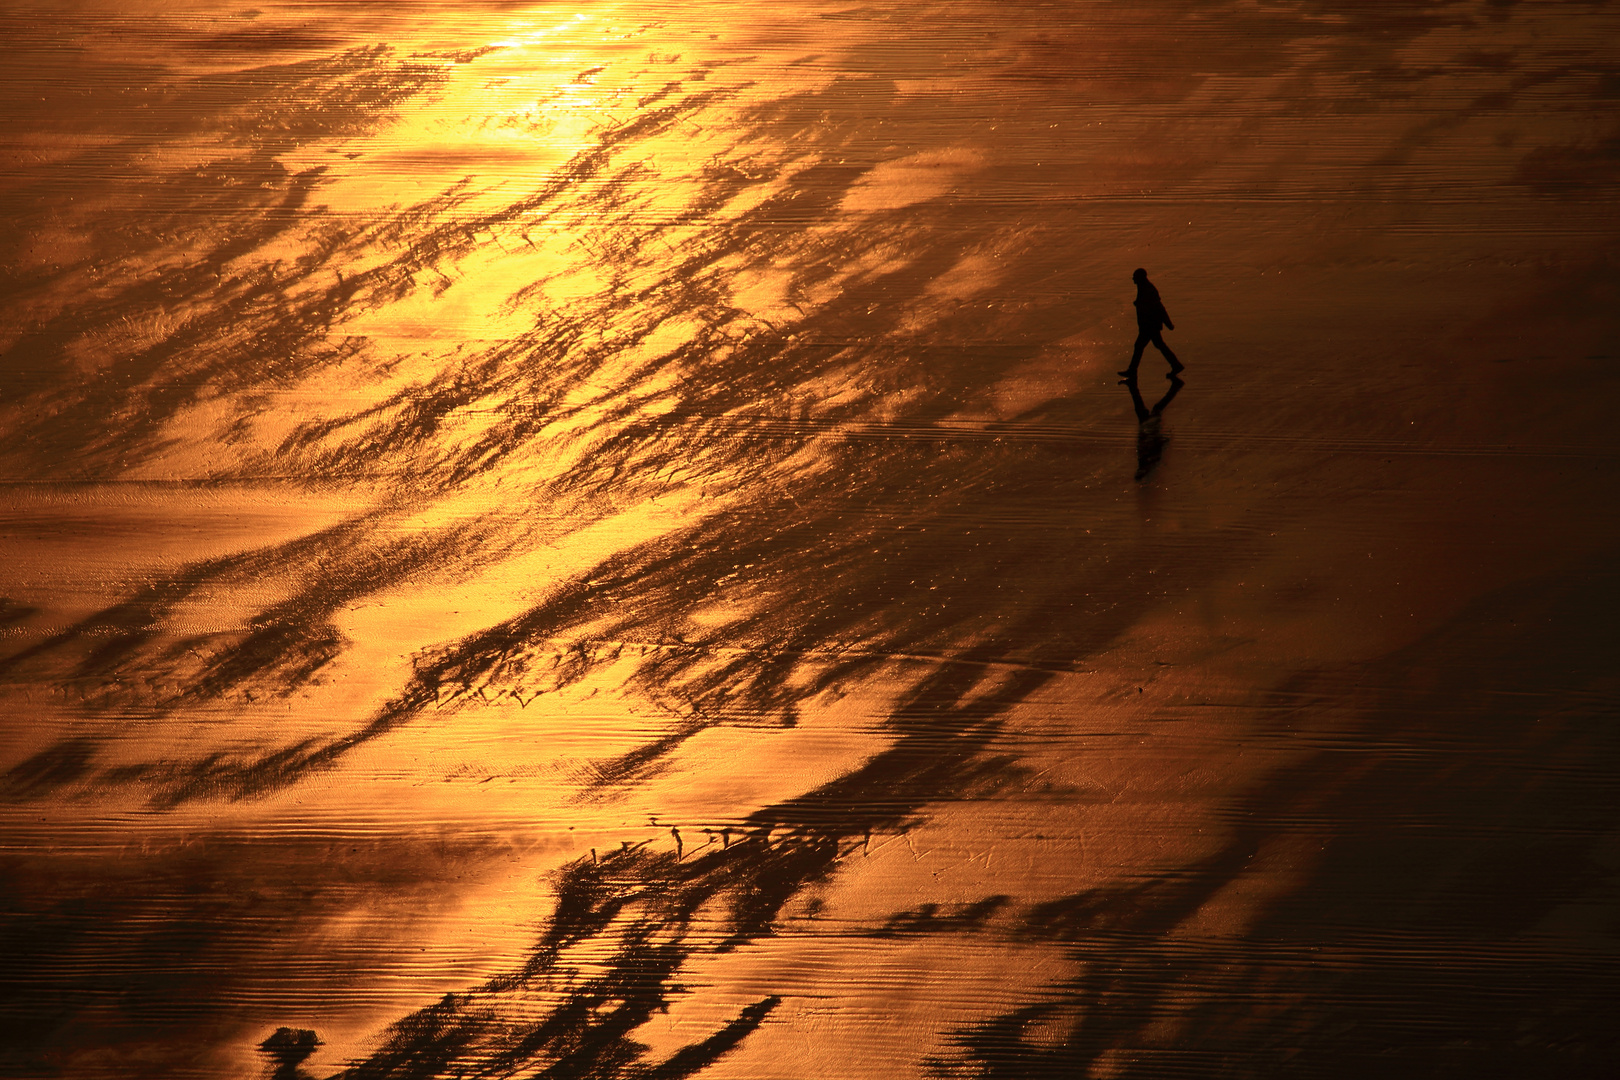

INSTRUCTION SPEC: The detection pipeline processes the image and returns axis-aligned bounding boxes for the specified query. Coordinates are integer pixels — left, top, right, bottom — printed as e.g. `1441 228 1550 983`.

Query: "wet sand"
3 1 1619 1077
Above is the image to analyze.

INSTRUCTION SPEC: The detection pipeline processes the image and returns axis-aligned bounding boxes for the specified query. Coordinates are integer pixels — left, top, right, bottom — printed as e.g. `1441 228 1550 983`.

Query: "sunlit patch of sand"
339 242 560 342
0 484 366 623
840 146 987 213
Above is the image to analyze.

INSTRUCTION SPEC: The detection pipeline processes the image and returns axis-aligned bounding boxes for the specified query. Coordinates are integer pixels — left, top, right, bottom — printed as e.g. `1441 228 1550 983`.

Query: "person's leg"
1120 330 1151 377
1151 331 1183 375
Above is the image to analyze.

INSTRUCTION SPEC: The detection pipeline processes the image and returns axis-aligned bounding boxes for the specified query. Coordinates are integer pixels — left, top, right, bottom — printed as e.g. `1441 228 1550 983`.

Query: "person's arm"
1149 283 1173 330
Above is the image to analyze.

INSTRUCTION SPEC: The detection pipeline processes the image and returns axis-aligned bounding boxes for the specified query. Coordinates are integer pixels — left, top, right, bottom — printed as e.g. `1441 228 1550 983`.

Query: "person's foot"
1117 368 1136 378
1166 367 1184 379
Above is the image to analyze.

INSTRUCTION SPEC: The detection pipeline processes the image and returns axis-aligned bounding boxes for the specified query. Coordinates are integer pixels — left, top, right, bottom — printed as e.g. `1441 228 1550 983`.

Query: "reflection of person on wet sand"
1124 372 1184 481
259 1028 321 1080
1118 268 1184 380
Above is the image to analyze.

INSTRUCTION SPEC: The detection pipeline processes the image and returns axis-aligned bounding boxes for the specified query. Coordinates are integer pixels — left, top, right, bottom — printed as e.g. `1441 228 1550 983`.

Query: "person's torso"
1134 283 1163 323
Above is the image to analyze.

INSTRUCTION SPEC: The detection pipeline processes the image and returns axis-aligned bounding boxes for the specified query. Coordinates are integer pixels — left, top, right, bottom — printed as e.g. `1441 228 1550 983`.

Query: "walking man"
1119 268 1184 380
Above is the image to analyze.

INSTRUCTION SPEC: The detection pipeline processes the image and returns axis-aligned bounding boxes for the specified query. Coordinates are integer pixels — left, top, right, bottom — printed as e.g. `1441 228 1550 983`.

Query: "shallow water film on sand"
3 1 1620 1076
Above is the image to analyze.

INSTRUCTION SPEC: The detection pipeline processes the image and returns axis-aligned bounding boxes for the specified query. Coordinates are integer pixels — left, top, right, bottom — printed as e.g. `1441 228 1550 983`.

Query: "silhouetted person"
1119 268 1183 380
259 1027 321 1080
1124 372 1184 481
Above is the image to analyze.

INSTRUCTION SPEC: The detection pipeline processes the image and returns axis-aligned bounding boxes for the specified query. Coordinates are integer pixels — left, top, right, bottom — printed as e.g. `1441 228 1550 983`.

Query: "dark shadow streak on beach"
939 557 1620 1079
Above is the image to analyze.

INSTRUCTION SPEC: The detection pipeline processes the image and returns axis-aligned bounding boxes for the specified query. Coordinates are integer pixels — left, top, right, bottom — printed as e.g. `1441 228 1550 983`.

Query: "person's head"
1132 268 1147 282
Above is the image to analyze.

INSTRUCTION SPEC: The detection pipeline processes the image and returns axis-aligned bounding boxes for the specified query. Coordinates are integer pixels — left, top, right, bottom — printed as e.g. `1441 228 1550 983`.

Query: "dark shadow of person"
1118 268 1184 380
1123 373 1184 481
258 1028 321 1080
